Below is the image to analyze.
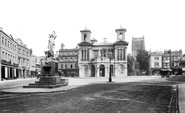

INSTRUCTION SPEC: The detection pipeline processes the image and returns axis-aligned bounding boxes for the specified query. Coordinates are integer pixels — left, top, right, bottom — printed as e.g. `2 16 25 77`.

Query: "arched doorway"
91 65 95 77
83 65 88 77
100 64 105 77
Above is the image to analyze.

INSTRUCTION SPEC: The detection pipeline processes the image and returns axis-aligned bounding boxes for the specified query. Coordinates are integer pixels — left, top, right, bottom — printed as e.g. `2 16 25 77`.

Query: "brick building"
58 43 79 77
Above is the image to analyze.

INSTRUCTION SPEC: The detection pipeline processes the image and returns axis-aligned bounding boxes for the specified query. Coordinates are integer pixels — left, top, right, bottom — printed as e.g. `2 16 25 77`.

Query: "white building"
78 27 129 77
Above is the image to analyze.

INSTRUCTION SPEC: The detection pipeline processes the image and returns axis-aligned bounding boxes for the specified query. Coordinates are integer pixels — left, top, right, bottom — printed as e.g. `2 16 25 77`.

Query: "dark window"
71 64 73 68
61 64 63 68
172 63 174 67
65 64 67 68
84 34 87 41
8 41 9 47
2 37 4 45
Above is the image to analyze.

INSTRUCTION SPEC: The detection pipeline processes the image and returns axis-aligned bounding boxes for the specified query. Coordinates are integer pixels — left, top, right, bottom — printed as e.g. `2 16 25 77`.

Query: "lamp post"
108 51 113 82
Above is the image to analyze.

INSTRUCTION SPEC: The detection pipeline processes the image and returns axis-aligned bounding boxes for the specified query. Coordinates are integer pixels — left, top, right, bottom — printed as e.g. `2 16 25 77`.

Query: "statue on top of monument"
45 31 57 58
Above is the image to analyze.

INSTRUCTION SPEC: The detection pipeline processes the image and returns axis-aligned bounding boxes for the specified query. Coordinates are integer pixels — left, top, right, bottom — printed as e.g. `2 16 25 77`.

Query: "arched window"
84 34 87 41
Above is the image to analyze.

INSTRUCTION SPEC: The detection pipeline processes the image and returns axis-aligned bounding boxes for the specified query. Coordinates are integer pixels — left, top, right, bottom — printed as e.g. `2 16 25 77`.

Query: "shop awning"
161 69 172 71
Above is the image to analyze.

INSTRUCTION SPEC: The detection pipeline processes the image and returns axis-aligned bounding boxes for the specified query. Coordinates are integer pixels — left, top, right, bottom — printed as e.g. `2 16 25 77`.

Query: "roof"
113 40 129 45
80 28 91 33
59 48 79 52
93 40 113 46
78 41 92 46
115 28 126 32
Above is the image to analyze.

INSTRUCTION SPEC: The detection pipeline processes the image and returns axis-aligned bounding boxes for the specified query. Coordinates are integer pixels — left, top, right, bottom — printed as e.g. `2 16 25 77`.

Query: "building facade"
16 38 32 78
148 49 183 75
58 43 79 77
78 27 128 77
149 52 162 75
180 55 185 75
0 29 18 80
29 54 42 77
169 50 182 75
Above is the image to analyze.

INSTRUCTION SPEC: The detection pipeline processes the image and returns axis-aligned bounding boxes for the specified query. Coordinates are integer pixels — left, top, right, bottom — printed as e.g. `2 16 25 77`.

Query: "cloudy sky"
0 0 185 56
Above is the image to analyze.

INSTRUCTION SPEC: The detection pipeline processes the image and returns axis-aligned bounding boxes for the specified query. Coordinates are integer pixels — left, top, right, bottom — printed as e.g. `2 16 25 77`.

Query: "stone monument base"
23 76 68 88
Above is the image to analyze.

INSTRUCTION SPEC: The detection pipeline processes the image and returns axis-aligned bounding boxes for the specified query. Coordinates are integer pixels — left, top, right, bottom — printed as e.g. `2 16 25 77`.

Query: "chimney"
61 43 65 49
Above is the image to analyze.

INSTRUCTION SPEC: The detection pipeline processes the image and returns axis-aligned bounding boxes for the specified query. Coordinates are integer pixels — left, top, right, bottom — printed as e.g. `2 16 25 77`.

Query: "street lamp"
108 50 113 82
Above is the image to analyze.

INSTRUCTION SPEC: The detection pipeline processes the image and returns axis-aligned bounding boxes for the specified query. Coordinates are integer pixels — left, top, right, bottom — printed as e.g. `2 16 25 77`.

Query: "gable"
78 41 92 46
113 40 129 46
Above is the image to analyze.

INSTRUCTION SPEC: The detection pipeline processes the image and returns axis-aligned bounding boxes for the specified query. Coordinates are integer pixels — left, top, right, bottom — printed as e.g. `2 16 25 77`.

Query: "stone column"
86 49 88 61
98 50 101 58
14 69 17 78
97 65 100 77
5 67 8 78
11 68 13 78
115 49 117 61
21 69 23 78
83 49 86 61
8 68 10 78
122 48 125 60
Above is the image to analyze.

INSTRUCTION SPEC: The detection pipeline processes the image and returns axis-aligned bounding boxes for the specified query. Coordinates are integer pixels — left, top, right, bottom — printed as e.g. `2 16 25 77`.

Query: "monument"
23 31 68 88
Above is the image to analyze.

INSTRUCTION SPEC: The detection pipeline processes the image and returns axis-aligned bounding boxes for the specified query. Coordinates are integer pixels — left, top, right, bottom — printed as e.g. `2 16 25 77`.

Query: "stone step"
35 81 53 84
23 84 67 88
29 83 54 86
39 78 55 80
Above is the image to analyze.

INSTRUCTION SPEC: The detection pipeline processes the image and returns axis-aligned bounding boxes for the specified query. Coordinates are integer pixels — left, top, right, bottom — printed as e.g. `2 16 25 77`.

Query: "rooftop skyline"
0 0 185 56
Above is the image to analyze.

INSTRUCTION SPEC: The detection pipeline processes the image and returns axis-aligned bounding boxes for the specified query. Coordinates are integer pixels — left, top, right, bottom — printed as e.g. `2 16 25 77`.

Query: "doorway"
100 64 105 77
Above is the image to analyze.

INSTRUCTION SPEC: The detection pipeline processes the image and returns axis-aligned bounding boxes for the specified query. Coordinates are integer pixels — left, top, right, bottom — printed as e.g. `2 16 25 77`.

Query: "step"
23 84 68 88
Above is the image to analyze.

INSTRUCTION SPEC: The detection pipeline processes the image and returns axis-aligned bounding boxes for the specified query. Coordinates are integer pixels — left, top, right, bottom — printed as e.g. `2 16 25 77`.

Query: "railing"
168 85 179 113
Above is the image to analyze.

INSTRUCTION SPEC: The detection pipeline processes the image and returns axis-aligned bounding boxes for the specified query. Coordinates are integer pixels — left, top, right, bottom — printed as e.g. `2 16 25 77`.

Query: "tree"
136 50 150 74
127 54 134 76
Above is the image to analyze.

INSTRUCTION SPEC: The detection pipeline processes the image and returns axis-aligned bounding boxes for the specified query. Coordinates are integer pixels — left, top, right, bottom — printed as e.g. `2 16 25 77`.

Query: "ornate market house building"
78 27 129 77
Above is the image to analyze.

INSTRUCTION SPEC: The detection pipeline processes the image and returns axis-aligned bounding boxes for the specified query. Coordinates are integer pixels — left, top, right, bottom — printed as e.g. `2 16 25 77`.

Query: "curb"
1 85 80 94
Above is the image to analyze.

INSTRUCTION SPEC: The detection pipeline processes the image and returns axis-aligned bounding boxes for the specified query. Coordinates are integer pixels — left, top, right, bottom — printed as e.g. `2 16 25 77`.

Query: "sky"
0 0 185 56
